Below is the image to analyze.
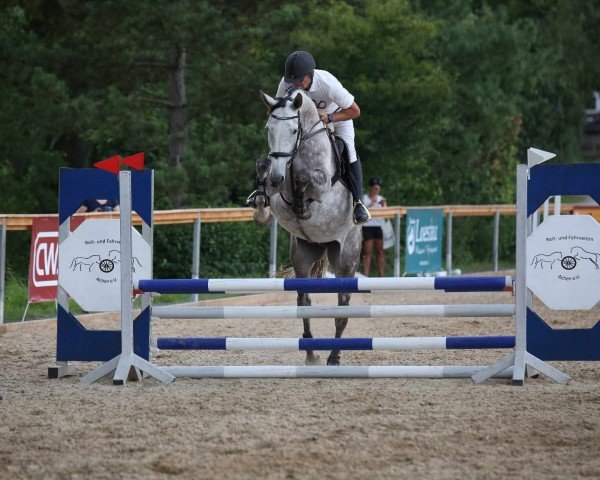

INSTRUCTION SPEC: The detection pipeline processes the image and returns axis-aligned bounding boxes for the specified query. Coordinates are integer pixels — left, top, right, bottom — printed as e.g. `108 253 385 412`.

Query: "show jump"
49 148 600 386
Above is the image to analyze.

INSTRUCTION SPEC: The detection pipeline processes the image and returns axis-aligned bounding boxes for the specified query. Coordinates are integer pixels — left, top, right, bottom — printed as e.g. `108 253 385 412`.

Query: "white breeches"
332 121 358 163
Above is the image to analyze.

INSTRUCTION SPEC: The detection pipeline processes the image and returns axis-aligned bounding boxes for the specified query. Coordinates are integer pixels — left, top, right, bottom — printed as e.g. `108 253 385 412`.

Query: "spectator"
361 178 387 276
77 199 120 213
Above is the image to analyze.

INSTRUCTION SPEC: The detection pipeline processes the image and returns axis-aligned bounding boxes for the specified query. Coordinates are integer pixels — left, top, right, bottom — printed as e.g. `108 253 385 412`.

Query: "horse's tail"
279 252 329 279
311 253 329 278
279 266 295 278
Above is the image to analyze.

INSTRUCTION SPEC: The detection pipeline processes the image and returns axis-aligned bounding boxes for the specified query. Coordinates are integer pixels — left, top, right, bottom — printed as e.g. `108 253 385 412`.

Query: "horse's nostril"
295 170 310 187
270 174 284 187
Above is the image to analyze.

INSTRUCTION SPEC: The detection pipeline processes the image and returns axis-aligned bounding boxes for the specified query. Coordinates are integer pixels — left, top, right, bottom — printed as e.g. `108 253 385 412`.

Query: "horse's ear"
292 92 303 110
260 91 278 109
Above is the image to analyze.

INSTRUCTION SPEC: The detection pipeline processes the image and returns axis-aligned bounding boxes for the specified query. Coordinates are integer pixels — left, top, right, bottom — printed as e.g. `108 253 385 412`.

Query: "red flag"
121 152 145 170
94 155 121 174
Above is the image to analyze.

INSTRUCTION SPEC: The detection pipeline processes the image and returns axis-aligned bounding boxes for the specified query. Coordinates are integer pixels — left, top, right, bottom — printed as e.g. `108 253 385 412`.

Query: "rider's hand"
317 108 328 123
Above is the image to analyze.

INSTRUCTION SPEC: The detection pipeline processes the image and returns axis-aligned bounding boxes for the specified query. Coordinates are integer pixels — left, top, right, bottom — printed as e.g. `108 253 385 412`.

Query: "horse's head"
259 89 317 189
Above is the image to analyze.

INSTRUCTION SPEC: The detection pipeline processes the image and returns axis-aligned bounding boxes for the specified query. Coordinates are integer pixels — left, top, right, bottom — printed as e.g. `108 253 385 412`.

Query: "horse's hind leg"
327 229 361 366
291 236 327 366
327 292 350 366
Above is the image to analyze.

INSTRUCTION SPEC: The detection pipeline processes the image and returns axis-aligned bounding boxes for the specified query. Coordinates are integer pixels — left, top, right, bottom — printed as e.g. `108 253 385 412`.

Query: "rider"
274 51 371 224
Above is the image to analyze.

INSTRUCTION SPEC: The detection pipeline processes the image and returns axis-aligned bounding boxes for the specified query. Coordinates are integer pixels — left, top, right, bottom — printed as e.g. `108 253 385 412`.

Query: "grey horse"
251 89 361 366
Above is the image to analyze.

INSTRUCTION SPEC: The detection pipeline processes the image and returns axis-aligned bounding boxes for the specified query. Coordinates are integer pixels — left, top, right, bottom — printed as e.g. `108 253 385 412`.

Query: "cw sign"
28 217 83 303
33 231 58 288
28 218 60 302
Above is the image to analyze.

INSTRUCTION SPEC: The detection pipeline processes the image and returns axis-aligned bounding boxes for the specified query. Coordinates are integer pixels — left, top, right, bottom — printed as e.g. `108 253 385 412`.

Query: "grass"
457 261 515 274
2 274 71 323
2 274 234 324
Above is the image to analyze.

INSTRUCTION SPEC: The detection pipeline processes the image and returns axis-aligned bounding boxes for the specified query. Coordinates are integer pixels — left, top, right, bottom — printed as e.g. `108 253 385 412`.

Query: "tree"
291 0 453 205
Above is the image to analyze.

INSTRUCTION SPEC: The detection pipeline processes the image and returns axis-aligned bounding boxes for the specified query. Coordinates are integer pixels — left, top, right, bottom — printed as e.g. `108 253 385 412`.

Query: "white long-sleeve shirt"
277 69 358 163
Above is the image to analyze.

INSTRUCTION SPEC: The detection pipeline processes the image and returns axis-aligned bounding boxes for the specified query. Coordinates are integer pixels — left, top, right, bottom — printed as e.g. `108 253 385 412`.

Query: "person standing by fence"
361 178 387 276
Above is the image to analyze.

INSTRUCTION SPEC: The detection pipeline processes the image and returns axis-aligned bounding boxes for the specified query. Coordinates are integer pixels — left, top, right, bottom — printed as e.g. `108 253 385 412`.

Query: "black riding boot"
345 160 371 224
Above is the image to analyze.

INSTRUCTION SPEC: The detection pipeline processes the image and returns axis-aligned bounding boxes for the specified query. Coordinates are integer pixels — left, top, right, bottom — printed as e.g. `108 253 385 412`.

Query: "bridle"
268 110 326 167
267 93 328 206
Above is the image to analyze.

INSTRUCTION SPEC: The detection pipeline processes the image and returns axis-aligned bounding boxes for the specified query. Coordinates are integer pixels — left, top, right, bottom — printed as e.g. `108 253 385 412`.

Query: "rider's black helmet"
284 51 316 84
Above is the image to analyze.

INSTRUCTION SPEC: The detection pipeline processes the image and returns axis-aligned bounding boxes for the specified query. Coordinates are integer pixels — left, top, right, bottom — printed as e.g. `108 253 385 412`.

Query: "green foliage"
152 222 278 279
199 222 273 278
293 0 453 205
2 268 85 322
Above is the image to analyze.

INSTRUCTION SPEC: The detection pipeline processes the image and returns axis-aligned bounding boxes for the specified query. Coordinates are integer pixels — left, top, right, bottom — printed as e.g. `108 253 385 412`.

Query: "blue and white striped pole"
155 336 516 351
137 276 513 294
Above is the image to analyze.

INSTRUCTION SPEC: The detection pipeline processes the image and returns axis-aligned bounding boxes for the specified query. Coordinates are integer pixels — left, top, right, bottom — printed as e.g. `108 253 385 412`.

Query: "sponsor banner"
405 209 444 274
28 217 84 302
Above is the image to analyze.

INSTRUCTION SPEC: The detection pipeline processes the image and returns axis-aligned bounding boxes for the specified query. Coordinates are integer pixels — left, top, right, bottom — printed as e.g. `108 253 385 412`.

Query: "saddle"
327 129 349 186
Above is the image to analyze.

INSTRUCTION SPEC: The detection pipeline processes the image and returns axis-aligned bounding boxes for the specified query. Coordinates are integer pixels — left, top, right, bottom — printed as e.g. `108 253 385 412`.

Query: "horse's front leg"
249 156 272 227
327 292 350 366
327 229 361 366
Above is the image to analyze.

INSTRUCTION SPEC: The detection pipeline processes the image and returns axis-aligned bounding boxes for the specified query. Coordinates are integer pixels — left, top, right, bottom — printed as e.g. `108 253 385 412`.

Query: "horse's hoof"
327 355 340 366
305 355 321 366
253 208 271 227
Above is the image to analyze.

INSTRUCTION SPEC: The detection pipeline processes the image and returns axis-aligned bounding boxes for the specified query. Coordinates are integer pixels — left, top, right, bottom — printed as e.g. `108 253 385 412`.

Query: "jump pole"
154 336 516 351
151 304 515 319
162 365 515 379
137 276 513 294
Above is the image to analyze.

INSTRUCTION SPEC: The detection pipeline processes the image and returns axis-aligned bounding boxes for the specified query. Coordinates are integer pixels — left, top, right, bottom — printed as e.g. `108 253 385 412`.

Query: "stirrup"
246 181 269 208
245 190 259 207
353 201 371 225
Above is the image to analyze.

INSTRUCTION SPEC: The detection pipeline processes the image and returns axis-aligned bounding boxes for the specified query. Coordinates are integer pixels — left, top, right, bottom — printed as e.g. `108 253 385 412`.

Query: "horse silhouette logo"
530 251 562 270
570 246 599 269
531 246 600 271
69 249 144 274
103 249 143 272
70 255 101 272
